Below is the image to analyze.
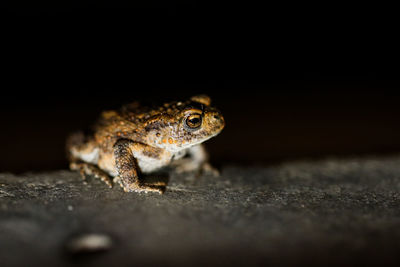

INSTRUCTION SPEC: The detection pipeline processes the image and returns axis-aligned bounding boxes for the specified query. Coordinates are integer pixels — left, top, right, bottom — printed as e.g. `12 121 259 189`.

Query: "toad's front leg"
113 139 167 194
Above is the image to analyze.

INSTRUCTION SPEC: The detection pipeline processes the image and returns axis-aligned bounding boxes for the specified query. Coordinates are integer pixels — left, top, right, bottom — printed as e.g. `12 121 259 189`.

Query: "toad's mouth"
185 130 224 148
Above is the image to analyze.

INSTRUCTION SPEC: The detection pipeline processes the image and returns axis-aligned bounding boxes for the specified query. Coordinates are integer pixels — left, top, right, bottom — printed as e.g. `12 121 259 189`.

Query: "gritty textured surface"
1 157 400 266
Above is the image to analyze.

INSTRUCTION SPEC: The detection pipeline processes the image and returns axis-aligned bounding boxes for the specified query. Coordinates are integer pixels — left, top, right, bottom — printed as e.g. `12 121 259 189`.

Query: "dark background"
2 4 400 173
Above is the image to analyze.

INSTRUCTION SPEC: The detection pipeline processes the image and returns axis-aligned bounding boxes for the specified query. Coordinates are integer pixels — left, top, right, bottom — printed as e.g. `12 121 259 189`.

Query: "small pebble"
66 233 113 254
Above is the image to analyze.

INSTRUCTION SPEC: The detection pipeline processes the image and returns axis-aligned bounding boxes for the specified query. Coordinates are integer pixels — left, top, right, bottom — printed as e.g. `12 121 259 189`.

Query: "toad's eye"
185 113 202 131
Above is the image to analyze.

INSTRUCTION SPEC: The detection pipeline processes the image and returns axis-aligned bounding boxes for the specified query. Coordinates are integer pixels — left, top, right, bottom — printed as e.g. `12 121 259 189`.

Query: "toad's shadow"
140 171 170 187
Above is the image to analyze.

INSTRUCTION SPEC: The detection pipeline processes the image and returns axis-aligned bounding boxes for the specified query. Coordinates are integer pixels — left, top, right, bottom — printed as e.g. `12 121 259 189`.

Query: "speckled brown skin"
67 95 225 194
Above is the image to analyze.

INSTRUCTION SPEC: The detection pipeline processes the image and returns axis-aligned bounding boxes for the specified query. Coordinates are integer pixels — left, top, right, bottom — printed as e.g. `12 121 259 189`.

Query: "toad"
67 95 225 194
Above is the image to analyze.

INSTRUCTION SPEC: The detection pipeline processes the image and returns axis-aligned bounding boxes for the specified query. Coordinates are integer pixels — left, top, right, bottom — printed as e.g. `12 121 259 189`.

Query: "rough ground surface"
1 157 400 267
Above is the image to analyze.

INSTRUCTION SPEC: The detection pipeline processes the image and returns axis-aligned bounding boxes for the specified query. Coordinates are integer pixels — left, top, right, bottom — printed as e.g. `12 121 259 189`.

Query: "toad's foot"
113 176 166 194
202 162 220 176
70 162 113 188
174 160 220 177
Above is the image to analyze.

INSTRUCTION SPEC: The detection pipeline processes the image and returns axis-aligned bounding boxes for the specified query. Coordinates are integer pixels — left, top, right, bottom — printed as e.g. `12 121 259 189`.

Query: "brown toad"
66 95 225 194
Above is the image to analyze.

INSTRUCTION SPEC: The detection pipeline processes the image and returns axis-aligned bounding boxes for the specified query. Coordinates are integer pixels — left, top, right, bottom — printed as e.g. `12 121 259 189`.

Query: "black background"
2 4 400 172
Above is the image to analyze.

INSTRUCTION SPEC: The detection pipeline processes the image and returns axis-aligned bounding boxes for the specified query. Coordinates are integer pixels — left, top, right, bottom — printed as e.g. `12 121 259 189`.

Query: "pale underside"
71 143 205 177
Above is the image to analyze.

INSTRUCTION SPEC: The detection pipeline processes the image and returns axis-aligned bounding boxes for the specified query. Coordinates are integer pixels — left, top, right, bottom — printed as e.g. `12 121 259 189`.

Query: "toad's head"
145 95 225 152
